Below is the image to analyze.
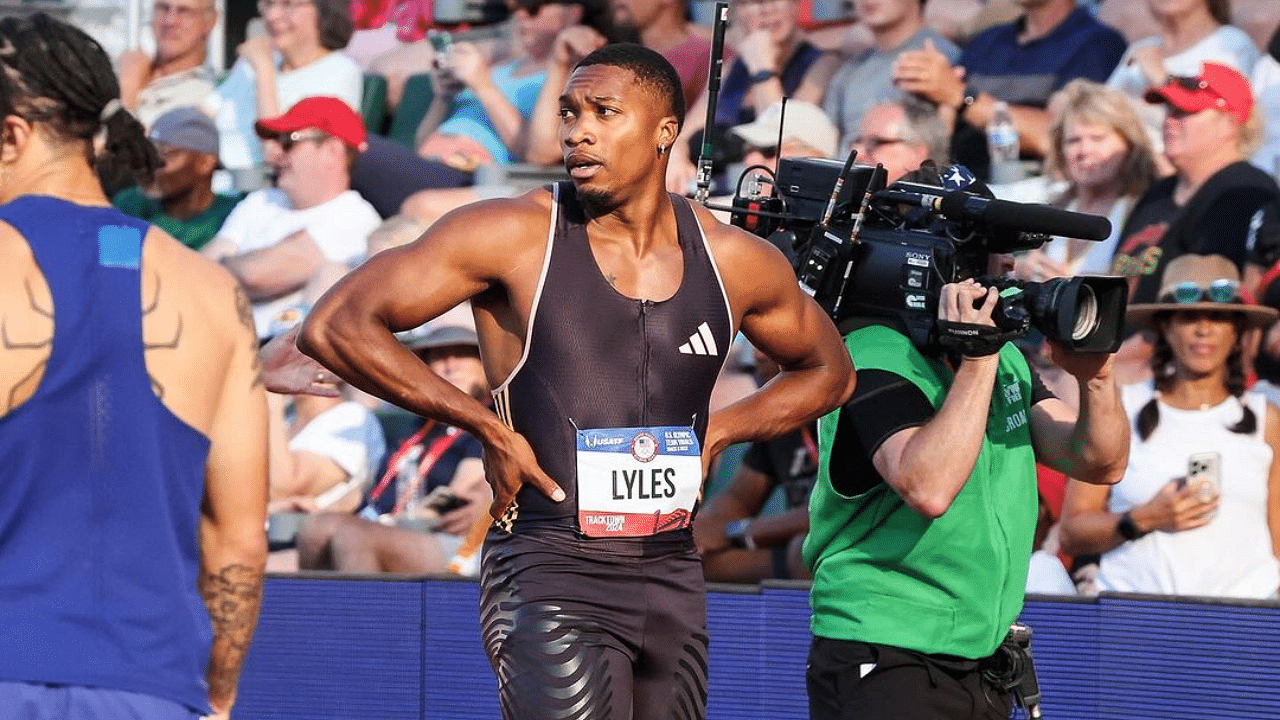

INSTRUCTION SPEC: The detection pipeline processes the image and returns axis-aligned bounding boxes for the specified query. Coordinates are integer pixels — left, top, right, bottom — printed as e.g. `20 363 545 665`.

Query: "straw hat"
1126 254 1278 330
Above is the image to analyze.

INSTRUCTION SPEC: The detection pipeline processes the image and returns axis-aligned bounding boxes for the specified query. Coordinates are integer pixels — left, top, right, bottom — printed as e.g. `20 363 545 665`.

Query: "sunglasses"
276 130 329 152
1163 278 1240 304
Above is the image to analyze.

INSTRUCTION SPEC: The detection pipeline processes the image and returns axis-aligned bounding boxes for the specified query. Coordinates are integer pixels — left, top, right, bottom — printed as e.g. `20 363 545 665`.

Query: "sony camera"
726 156 1128 354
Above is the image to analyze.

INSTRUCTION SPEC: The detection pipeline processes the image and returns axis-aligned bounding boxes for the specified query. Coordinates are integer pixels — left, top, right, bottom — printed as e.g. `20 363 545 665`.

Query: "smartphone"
1186 451 1222 507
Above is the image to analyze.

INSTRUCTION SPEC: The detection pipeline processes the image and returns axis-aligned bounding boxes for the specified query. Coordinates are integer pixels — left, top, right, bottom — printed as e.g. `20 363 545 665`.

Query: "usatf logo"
631 432 658 462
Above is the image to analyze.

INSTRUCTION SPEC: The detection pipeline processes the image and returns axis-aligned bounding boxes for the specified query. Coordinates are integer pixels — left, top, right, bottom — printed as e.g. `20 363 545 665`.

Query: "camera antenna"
695 1 730 204
819 145 860 227
772 97 787 178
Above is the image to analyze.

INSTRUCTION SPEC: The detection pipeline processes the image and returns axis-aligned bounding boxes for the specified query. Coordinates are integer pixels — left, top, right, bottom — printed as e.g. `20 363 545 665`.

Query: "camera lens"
1070 283 1099 341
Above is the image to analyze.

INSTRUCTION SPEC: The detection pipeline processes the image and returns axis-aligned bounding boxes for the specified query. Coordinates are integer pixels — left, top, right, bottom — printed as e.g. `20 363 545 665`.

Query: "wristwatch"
749 69 777 84
1116 511 1144 541
724 519 756 550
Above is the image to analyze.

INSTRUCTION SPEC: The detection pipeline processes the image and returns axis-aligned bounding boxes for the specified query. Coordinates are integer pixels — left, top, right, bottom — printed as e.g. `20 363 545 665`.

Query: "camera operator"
804 258 1130 719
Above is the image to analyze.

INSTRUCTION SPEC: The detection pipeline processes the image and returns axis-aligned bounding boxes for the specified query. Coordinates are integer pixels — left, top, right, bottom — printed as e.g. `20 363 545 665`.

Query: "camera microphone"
938 191 1111 241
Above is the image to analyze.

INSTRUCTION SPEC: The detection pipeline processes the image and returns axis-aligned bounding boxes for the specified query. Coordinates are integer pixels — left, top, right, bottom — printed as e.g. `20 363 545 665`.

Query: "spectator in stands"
666 0 841 193
893 0 1127 180
824 0 959 157
850 97 950 184
1107 0 1260 173
1252 24 1280 178
610 0 710 109
351 0 620 217
1060 254 1280 599
112 107 241 250
117 0 218 129
1014 80 1158 282
522 0 710 167
1111 62 1280 306
694 345 817 583
202 97 381 339
204 0 362 172
264 312 387 570
295 324 491 574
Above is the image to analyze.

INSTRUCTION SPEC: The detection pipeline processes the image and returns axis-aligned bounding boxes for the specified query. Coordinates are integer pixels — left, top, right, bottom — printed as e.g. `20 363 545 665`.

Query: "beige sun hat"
1126 254 1278 330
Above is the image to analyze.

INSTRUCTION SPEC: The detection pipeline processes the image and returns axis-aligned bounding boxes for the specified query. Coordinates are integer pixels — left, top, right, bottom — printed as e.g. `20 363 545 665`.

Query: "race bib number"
576 425 702 537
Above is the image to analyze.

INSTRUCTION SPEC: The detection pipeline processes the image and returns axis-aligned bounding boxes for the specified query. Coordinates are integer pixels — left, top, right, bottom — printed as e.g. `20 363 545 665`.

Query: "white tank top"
1099 382 1279 598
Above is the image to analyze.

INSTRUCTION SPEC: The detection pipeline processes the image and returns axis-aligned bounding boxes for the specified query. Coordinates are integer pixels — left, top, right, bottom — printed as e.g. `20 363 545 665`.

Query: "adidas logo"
678 322 718 356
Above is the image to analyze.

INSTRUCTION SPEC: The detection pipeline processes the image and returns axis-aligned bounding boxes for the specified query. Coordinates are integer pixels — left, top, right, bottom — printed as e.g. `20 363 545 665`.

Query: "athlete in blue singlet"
0 15 269 720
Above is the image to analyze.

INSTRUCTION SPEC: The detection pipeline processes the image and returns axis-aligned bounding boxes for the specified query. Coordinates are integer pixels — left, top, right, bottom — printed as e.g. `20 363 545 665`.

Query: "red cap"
254 96 368 152
1144 62 1254 124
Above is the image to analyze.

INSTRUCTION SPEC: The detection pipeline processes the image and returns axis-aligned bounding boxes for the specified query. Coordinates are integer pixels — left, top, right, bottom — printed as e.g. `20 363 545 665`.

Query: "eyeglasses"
1169 75 1211 93
152 1 213 20
276 130 329 152
853 135 906 153
1164 278 1240 304
257 0 313 14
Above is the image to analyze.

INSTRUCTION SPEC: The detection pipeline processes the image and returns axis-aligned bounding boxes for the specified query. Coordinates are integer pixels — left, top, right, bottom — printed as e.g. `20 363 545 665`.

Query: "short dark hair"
314 0 354 51
574 43 685 128
0 13 160 185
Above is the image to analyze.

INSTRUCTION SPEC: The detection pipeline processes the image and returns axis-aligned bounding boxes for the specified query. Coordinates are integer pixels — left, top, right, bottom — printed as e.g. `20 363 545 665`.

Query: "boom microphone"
939 191 1111 241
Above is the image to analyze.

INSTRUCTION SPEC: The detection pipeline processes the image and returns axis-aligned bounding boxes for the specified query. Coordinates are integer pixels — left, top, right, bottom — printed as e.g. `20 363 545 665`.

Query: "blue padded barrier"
234 575 1280 720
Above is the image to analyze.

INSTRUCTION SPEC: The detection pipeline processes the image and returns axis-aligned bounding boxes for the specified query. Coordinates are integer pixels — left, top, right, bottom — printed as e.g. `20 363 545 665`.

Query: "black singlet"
491 182 734 535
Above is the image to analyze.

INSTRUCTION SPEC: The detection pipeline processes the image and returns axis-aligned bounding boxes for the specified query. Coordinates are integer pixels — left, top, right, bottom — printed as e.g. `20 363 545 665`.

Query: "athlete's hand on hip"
483 430 565 520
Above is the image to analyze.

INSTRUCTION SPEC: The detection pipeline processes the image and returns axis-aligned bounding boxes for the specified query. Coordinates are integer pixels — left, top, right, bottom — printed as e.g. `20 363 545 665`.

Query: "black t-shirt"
827 363 1054 497
1112 162 1280 303
740 425 819 509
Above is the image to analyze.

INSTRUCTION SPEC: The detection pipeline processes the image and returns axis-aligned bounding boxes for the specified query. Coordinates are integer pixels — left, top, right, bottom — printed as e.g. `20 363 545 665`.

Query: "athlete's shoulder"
143 225 245 329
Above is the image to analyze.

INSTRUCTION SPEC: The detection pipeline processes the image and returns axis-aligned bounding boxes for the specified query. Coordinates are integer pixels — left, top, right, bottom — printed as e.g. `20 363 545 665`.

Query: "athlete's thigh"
481 534 644 720
633 552 709 720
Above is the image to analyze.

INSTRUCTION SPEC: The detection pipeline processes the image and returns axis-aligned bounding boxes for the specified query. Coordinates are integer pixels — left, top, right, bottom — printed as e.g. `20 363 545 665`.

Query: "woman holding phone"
1059 254 1280 598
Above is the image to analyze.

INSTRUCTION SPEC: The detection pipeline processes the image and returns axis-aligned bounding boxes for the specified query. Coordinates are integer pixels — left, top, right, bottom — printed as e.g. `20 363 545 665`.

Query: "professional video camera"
721 154 1129 354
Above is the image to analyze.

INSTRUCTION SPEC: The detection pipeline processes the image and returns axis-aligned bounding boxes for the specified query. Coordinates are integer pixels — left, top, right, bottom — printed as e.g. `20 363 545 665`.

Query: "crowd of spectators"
90 0 1280 598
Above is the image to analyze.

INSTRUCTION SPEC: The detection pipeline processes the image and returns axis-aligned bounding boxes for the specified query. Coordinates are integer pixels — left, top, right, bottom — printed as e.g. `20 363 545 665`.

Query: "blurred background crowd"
23 0 1280 600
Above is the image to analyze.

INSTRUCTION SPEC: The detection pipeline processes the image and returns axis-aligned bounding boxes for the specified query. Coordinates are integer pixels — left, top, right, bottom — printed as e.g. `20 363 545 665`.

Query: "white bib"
575 425 702 537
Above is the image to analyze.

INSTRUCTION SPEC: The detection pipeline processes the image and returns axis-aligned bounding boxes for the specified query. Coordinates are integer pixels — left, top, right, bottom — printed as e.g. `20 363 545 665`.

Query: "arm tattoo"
199 563 264 708
233 286 264 389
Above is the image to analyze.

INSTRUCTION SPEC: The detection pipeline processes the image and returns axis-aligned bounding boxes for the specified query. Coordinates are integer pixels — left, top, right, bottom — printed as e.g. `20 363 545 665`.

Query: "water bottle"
987 101 1023 185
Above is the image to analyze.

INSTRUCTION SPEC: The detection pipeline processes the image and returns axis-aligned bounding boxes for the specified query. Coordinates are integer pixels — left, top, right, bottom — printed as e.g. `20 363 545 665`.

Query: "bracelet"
724 518 756 550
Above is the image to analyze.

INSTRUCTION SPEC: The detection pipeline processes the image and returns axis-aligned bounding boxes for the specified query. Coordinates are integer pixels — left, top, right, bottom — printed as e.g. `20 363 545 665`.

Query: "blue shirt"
954 6 1127 178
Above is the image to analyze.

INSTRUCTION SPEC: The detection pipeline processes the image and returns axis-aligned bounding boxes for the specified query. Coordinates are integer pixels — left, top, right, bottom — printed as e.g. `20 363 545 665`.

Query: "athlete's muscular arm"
201 282 269 716
701 219 855 462
298 195 564 519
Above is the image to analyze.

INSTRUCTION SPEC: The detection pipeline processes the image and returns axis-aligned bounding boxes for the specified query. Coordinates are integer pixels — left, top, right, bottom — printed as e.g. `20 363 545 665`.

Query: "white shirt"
205 51 363 169
1099 383 1279 599
1251 54 1280 178
289 401 386 510
215 187 381 337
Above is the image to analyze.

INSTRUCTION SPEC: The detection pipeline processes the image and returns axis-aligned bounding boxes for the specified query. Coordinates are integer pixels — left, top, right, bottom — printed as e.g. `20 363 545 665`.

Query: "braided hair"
1135 311 1256 441
0 13 160 186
